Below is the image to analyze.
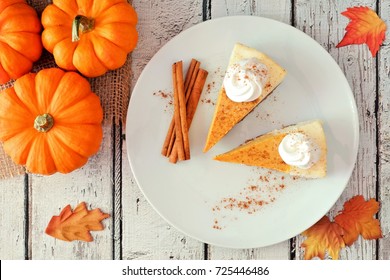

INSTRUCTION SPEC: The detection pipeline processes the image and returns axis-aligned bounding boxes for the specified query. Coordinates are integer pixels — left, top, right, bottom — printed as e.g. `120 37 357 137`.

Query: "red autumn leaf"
337 6 386 56
45 202 110 242
334 195 382 246
301 216 345 260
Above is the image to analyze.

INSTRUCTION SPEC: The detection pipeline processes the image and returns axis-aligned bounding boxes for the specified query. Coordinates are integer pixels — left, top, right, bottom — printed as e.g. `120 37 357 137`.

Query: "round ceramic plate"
126 16 359 248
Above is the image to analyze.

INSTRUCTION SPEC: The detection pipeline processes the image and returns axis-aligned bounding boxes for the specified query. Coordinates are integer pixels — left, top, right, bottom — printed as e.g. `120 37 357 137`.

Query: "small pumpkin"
0 0 42 84
0 68 103 175
41 0 138 77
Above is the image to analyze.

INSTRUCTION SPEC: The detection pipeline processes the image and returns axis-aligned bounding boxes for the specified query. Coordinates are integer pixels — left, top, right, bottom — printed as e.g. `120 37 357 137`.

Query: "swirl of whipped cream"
223 58 269 102
278 133 321 169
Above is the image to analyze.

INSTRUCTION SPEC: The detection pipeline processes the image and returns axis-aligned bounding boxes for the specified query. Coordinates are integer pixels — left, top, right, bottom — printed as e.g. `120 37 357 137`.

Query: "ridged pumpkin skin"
0 0 42 83
41 0 138 77
0 68 103 175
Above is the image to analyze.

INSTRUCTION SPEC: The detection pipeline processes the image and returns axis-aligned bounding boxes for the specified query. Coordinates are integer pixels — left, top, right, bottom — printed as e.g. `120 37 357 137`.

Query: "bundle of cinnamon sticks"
161 59 208 163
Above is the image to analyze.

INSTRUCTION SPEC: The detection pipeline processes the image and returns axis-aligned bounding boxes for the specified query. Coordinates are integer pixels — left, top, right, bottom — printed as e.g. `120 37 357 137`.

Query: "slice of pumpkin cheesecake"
214 120 327 178
203 43 286 152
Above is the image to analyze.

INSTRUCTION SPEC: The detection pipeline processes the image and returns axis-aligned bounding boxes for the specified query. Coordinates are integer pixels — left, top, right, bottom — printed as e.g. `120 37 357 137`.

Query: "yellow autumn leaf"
45 202 110 242
301 216 345 260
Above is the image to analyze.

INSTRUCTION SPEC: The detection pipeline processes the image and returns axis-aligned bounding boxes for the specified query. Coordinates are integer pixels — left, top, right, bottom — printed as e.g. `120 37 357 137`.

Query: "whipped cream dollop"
223 58 269 102
278 133 321 169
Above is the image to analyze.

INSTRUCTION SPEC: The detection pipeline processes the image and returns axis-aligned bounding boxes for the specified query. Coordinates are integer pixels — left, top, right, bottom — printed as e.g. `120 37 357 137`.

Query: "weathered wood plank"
121 0 205 260
29 123 113 259
211 0 292 24
378 0 390 260
122 144 204 259
208 245 291 260
0 175 26 259
378 45 390 260
294 0 378 260
130 0 205 83
208 0 292 260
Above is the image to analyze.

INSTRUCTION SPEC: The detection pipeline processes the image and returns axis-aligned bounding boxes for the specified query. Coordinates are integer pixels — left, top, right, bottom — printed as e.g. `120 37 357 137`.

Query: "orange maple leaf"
337 6 386 56
45 202 110 242
334 195 382 246
301 216 345 260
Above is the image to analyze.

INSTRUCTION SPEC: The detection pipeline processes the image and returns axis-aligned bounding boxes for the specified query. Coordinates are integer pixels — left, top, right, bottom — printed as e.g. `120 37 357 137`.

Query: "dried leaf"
336 6 386 56
301 216 345 260
45 202 110 242
301 195 382 260
334 195 382 246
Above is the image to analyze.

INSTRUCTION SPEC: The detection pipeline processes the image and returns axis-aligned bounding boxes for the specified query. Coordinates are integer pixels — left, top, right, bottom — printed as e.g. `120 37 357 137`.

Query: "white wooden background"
0 0 389 260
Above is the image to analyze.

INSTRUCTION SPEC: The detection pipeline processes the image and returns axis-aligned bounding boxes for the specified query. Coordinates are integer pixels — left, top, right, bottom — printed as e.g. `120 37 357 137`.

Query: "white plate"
126 16 359 248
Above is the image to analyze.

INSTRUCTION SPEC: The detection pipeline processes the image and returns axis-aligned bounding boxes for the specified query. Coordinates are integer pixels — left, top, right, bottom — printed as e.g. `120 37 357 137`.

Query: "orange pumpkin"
0 68 103 175
41 0 138 77
0 0 42 84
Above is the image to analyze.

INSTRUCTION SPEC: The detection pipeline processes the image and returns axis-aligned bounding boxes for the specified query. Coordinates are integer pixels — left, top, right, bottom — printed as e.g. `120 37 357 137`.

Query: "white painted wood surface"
378 0 390 261
29 122 113 259
0 0 389 260
0 176 25 259
122 0 205 260
294 0 378 260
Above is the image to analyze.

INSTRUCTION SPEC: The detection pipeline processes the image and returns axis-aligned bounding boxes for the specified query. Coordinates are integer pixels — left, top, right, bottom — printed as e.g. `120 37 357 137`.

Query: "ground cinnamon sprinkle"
206 81 215 94
201 81 216 105
259 175 269 182
201 98 215 105
213 219 222 230
212 170 296 230
153 90 171 99
200 65 224 106
153 90 173 112
213 185 270 216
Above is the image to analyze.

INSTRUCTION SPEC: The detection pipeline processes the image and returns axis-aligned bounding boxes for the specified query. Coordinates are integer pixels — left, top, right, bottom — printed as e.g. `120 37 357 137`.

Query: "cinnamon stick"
161 118 175 156
185 61 200 102
184 59 198 93
162 59 208 163
171 62 185 161
169 68 208 163
186 69 208 126
161 59 198 157
176 61 190 160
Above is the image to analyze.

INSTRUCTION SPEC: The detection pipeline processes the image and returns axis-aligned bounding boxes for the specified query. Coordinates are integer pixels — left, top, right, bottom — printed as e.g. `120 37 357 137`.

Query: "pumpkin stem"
34 113 54 132
72 15 95 42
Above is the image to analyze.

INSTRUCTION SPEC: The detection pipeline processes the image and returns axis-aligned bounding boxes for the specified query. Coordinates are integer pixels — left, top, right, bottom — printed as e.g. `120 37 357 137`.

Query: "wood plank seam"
372 0 380 261
24 174 31 260
113 120 123 260
291 0 296 25
375 19 380 260
203 0 211 21
202 0 211 260
289 0 296 261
